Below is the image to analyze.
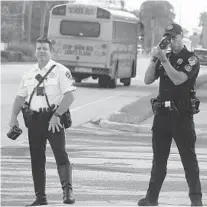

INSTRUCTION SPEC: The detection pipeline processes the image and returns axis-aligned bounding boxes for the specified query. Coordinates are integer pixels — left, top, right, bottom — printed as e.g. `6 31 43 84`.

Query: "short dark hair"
36 36 53 50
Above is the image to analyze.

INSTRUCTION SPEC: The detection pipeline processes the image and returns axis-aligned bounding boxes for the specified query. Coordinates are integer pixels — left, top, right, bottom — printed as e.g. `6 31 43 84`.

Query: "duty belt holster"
150 97 180 117
21 65 56 128
150 98 162 116
189 89 200 115
190 97 200 114
61 109 72 129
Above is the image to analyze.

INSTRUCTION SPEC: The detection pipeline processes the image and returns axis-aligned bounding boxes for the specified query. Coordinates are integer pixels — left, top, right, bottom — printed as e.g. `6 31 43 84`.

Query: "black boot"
191 200 203 206
190 194 203 206
28 168 47 206
57 164 75 204
138 197 158 206
138 189 159 206
63 186 75 204
26 196 48 206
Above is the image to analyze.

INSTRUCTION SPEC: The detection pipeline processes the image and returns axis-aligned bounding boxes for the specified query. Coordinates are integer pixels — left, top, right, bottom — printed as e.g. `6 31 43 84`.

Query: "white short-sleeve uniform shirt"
17 59 76 111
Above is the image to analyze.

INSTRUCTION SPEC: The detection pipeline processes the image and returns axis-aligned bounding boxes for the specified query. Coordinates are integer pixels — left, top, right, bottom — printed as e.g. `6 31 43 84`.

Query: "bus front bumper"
68 66 112 75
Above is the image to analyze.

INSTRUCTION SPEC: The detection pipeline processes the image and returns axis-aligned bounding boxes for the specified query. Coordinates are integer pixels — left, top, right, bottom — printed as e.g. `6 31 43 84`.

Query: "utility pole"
179 3 182 24
40 1 48 37
27 1 33 45
151 17 155 49
22 0 26 40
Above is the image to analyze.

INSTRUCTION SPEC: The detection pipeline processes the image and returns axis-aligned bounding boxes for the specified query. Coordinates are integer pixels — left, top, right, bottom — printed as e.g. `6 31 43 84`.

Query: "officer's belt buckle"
164 101 171 108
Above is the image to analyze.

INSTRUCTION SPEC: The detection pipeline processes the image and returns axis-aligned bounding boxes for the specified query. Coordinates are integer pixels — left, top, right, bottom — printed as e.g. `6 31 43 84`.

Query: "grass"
108 93 155 125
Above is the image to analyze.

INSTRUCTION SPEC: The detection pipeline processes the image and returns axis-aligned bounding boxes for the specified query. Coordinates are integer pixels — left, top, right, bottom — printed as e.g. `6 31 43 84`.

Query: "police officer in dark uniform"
138 23 203 206
9 37 76 206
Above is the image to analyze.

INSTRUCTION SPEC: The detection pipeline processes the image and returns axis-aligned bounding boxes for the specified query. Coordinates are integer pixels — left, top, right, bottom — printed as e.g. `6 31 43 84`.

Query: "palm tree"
199 12 207 48
139 0 175 51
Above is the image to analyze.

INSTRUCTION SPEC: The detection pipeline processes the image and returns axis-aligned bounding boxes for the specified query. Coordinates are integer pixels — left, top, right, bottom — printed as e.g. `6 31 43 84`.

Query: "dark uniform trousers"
27 111 72 198
147 112 202 202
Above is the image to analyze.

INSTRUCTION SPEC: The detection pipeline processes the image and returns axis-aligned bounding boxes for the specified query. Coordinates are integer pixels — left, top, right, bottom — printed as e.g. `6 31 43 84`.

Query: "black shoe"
138 197 158 206
63 187 75 204
26 198 48 206
191 200 203 206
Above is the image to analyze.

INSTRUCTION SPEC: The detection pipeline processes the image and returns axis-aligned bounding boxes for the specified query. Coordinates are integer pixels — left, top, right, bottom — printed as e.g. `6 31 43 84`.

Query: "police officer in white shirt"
9 37 76 206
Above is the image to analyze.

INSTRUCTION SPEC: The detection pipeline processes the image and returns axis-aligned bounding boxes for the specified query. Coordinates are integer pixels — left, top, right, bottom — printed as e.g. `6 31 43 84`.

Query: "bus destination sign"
67 6 96 16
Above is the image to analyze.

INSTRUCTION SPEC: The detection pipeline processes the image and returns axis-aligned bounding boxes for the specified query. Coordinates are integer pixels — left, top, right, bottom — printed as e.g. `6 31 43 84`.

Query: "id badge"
36 87 45 96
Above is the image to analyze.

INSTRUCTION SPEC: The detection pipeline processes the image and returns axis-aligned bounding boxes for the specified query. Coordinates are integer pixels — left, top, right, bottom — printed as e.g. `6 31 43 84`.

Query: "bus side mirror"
139 34 144 41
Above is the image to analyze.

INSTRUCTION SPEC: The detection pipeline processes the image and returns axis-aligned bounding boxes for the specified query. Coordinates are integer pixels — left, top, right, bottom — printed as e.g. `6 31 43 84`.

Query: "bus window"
60 20 100 37
113 22 137 41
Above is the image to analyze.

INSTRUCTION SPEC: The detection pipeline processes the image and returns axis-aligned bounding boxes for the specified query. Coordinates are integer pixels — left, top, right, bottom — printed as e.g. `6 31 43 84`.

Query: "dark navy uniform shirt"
155 46 200 102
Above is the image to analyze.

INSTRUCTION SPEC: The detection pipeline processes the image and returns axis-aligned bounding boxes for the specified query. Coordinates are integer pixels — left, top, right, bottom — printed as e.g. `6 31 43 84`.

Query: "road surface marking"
71 96 114 112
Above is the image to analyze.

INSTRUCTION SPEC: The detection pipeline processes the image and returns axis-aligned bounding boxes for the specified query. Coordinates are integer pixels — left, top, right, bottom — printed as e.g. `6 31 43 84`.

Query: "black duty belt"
33 104 57 113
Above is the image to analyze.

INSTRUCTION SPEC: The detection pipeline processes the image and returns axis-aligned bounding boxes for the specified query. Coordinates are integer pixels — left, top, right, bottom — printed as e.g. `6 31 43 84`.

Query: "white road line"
70 96 114 112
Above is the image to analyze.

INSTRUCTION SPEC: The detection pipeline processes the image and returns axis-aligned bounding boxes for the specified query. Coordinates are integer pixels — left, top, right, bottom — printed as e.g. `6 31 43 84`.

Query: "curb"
99 119 152 133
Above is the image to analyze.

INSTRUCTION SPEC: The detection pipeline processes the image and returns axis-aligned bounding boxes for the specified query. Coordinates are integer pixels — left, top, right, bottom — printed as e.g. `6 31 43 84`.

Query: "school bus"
48 2 140 88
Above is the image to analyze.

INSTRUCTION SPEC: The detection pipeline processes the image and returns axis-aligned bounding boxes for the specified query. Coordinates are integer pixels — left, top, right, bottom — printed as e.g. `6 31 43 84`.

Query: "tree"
189 32 200 50
1 1 24 43
199 11 207 48
139 0 175 51
182 28 189 37
1 1 68 44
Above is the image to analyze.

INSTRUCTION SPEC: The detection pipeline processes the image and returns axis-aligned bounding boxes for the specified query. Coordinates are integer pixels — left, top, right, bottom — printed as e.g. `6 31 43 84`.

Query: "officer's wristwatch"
53 111 61 118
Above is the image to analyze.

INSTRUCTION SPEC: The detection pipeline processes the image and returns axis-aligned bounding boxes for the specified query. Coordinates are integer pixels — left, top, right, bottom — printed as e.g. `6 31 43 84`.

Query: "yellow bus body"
48 3 139 87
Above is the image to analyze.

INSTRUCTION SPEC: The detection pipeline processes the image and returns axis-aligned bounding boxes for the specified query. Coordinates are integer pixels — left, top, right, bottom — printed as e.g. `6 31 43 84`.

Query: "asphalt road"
1 127 207 206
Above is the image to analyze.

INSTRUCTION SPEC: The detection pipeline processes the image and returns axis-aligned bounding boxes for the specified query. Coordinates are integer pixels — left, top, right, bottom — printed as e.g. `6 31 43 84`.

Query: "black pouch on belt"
191 97 200 114
150 98 161 115
62 109 72 129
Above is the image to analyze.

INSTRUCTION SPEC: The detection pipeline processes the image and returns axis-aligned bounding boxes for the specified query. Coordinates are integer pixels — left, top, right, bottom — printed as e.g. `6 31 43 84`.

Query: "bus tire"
123 78 131 86
108 62 118 88
98 76 108 88
131 60 136 78
75 78 82 83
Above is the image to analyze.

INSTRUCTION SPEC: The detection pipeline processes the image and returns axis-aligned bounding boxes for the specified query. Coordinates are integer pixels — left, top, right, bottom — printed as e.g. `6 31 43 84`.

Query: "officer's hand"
151 47 160 58
48 115 63 133
157 46 167 58
9 116 19 129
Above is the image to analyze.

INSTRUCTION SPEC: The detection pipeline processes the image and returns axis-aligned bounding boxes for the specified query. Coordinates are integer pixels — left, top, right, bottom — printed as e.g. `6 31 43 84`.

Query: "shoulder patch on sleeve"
184 64 192 72
65 71 72 79
188 56 198 66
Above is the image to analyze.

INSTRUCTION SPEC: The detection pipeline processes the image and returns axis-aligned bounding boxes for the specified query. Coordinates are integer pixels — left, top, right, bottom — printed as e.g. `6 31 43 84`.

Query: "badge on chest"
177 58 183 65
